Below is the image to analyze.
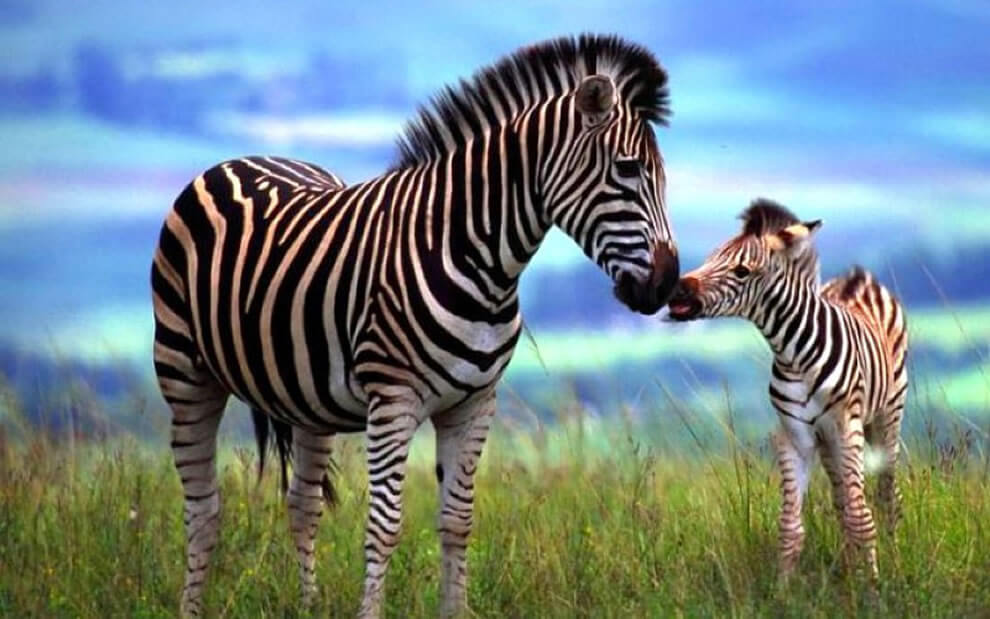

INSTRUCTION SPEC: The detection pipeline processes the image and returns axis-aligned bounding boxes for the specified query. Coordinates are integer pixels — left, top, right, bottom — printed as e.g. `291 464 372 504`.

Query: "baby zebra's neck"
749 280 834 370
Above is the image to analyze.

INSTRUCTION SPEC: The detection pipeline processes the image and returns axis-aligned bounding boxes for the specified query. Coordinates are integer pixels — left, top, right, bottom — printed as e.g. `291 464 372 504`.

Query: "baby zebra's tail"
822 266 907 362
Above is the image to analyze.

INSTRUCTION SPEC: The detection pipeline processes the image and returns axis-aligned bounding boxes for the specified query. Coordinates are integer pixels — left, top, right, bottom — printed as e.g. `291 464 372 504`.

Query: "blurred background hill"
0 0 987 438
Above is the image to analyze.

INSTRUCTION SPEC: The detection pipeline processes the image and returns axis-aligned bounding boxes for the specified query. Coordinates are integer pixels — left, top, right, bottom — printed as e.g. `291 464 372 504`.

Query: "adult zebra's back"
152 34 680 618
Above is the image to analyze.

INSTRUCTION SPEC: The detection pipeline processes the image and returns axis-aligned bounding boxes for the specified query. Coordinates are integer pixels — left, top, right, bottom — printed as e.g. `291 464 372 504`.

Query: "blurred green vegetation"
511 304 990 372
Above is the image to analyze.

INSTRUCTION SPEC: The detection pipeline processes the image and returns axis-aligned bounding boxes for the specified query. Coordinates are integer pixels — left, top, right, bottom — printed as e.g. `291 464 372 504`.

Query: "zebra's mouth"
666 298 702 321
666 281 703 321
665 275 704 321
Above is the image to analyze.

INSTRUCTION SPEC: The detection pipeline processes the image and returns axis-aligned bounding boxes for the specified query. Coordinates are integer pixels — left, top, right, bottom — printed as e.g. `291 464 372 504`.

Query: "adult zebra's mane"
392 33 670 171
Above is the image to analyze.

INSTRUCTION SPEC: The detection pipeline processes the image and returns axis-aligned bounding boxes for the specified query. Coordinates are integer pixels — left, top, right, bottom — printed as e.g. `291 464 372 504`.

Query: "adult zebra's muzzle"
613 242 680 315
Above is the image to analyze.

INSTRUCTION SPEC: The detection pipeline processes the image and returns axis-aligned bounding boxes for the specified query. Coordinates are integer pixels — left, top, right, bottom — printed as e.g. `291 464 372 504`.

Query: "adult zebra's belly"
184 245 370 429
194 306 369 430
198 317 523 428
191 286 524 429
349 309 524 416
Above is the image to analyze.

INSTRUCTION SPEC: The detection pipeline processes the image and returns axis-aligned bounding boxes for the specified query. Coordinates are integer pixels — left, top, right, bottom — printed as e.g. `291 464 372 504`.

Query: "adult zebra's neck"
410 109 554 313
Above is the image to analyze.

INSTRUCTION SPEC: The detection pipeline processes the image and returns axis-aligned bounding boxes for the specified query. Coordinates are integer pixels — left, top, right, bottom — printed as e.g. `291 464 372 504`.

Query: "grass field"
1 407 988 618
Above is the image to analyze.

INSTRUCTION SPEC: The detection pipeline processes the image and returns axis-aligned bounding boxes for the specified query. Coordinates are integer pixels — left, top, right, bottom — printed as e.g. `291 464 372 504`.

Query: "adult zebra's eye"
732 265 751 278
615 159 642 179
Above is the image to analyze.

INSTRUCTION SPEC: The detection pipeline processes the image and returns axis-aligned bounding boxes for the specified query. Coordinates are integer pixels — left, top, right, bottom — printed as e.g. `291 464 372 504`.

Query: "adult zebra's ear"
575 74 617 126
767 220 823 254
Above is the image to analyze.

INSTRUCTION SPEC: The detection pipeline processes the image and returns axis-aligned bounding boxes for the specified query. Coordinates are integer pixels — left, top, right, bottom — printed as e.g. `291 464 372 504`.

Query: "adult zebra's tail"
251 410 338 507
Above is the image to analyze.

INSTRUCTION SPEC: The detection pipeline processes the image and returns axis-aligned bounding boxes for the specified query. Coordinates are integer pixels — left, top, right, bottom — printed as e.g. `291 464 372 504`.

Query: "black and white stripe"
152 35 679 617
668 198 908 582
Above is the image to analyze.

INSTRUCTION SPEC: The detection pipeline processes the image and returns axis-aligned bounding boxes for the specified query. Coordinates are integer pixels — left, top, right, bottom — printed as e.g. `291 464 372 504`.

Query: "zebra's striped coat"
153 35 679 618
668 199 907 581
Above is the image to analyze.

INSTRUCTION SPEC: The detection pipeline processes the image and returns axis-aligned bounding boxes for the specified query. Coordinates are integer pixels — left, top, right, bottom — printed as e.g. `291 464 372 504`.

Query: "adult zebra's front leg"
359 391 424 619
432 390 496 617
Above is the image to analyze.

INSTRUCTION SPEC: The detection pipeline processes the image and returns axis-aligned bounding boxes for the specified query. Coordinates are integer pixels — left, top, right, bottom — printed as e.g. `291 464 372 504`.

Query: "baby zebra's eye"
732 265 751 278
615 159 642 179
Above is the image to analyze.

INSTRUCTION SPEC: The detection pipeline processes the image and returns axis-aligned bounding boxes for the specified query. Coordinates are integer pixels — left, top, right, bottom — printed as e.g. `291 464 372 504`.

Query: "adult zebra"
667 199 908 581
152 34 679 617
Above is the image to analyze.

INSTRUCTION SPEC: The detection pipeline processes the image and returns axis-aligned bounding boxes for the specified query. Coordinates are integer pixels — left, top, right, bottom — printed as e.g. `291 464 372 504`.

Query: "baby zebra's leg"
875 396 905 533
837 408 879 580
773 427 814 581
817 430 845 516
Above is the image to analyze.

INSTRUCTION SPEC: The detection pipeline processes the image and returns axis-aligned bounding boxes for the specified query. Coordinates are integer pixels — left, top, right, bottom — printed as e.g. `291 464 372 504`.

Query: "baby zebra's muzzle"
666 276 704 321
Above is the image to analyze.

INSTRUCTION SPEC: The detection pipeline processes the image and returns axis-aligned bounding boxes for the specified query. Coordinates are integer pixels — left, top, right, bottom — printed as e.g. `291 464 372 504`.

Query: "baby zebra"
667 199 908 580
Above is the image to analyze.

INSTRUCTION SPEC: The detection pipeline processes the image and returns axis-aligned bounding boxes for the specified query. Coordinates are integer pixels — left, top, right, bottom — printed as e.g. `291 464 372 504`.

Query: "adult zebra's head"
667 199 822 322
539 42 679 315
393 35 680 314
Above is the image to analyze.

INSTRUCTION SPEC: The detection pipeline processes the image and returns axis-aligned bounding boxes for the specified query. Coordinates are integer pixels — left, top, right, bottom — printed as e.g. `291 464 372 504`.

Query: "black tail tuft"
251 407 270 481
251 409 338 508
251 408 293 494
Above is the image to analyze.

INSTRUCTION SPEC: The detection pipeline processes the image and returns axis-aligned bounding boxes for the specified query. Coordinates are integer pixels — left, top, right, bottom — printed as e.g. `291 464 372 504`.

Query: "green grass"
1 413 988 618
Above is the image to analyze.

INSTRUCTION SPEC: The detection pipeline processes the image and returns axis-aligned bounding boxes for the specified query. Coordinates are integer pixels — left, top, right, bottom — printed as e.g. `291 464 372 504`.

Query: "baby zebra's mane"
739 198 800 237
392 33 670 171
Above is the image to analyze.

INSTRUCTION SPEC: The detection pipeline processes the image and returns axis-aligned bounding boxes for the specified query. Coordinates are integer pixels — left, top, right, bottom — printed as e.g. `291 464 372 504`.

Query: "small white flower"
129 508 138 521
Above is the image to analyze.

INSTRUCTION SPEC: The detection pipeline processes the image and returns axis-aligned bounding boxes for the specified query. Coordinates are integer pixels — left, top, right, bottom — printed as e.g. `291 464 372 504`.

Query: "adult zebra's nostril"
612 271 655 314
613 244 680 315
650 243 680 307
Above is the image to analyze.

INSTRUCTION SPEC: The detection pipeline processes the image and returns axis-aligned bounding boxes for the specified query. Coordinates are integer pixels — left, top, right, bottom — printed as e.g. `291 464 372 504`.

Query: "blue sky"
0 0 988 364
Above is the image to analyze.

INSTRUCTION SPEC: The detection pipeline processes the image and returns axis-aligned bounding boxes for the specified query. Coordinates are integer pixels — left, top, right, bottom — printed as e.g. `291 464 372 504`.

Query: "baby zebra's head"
667 199 822 322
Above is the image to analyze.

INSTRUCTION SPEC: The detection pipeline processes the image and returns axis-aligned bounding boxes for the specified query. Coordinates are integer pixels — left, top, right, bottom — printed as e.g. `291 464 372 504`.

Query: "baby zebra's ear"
766 220 822 254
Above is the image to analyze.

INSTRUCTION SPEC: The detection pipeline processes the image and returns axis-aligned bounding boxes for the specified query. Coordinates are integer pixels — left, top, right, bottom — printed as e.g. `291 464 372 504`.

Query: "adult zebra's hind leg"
154 340 229 617
287 426 336 607
432 391 495 617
